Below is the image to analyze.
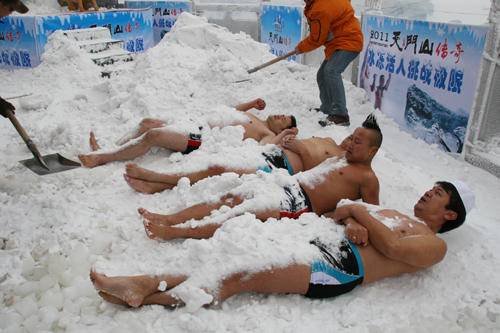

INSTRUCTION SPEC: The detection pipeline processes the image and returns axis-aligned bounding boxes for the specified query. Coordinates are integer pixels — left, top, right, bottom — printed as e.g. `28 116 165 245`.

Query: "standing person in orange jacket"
295 0 363 127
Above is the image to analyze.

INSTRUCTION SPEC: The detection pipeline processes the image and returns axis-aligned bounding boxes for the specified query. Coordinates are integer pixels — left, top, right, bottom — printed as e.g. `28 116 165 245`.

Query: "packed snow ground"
1 12 500 333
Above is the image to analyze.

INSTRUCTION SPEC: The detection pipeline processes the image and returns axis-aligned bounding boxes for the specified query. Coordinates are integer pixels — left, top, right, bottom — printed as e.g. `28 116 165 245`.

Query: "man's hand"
326 210 369 246
295 45 303 55
283 136 307 155
344 217 369 246
281 127 298 136
0 97 15 118
252 98 266 111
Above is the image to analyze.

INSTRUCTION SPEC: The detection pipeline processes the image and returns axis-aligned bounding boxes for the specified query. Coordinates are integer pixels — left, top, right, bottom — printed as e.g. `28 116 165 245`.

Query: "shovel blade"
19 153 81 176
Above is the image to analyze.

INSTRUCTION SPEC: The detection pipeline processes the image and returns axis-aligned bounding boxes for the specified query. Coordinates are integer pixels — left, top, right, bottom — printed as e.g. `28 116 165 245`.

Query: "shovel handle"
6 108 51 171
247 50 297 74
6 108 31 142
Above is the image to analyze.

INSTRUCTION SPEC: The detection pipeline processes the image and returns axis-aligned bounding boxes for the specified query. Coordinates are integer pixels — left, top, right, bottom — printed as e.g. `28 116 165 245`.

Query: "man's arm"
259 127 298 146
360 174 380 205
283 137 316 171
334 205 447 268
234 98 266 112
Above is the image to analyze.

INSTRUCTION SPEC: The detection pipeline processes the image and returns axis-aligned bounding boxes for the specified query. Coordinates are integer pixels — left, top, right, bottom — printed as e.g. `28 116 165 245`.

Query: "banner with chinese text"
35 9 154 56
358 14 487 153
261 5 302 63
0 16 40 70
126 1 191 45
1 9 154 71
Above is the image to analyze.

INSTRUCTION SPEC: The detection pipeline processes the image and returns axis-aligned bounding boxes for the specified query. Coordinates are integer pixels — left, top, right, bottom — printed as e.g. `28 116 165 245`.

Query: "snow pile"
0 11 500 333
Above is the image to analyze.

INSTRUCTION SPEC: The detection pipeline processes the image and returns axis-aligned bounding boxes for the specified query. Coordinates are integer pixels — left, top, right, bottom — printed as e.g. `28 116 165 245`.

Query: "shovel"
5 109 81 175
247 50 297 74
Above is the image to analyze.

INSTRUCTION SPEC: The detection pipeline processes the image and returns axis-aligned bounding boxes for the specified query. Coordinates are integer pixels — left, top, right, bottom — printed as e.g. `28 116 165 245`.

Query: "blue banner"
35 9 154 55
261 5 302 63
0 16 40 70
1 9 154 70
358 15 488 153
126 1 191 45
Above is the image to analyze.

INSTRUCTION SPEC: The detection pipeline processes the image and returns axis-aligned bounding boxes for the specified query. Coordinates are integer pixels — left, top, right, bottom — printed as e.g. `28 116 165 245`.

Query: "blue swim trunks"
305 239 364 299
279 182 312 219
257 148 294 176
183 127 203 154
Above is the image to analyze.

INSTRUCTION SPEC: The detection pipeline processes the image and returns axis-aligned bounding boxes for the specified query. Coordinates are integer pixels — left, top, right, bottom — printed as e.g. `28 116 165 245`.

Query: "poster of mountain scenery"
358 14 488 153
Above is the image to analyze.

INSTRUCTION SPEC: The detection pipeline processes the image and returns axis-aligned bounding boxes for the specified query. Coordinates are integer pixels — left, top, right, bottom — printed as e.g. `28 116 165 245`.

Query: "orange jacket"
297 0 363 60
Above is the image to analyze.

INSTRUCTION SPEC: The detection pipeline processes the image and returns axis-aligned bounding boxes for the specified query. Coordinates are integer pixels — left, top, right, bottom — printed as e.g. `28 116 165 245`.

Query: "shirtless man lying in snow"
123 132 353 194
121 113 380 195
78 98 297 168
140 114 382 241
90 181 475 307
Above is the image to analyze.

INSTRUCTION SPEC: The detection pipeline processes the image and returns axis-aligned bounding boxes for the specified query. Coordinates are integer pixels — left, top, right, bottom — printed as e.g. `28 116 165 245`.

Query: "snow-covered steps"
63 27 135 77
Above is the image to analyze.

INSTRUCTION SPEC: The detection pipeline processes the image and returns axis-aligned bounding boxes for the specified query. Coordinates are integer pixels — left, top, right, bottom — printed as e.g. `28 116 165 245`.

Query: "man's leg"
124 163 259 194
141 194 281 241
144 220 223 241
93 264 311 307
321 50 360 117
317 60 330 114
79 128 190 168
139 193 246 226
90 269 188 307
214 264 311 302
115 118 169 145
124 175 174 194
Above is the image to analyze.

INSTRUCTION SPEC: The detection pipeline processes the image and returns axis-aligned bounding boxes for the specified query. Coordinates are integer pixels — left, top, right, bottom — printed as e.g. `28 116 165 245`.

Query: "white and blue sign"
261 5 302 63
0 16 40 70
36 9 154 55
1 9 154 71
358 14 488 153
126 1 191 45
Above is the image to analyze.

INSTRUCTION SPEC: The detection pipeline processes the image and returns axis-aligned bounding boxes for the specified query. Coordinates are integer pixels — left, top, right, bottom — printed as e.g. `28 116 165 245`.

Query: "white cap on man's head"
450 180 475 215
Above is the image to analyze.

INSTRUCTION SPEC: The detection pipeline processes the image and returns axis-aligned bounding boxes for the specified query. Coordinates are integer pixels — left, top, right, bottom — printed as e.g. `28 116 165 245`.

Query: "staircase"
63 27 135 77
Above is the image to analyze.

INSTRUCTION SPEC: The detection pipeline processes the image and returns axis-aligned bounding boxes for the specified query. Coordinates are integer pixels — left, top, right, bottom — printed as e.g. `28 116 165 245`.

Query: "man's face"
414 186 451 217
339 134 353 150
266 115 293 134
0 2 14 18
345 128 376 163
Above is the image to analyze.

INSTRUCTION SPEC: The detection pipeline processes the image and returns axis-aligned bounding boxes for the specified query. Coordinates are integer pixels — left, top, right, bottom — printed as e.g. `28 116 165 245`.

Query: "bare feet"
90 269 155 307
89 131 101 151
144 220 177 241
98 292 129 306
78 154 107 168
138 208 174 226
124 174 173 194
78 132 107 167
125 163 154 181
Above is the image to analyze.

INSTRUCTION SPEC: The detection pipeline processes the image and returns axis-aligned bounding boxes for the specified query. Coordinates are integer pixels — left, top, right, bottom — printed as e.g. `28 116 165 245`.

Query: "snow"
1 10 500 333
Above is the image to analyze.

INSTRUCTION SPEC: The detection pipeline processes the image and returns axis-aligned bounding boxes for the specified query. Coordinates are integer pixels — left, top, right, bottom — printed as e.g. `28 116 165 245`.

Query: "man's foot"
89 131 101 151
138 208 173 226
318 114 350 127
98 292 129 306
124 175 171 194
125 163 154 181
90 269 153 307
78 154 106 168
144 220 178 241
